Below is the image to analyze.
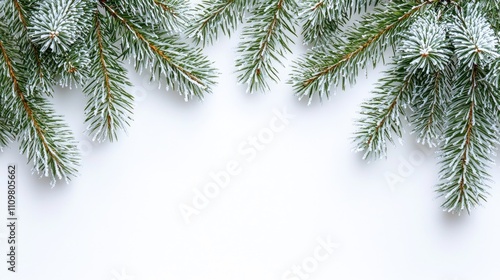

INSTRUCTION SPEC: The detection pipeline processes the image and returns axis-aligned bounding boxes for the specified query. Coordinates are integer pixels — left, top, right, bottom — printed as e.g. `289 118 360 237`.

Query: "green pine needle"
236 0 298 93
0 0 217 185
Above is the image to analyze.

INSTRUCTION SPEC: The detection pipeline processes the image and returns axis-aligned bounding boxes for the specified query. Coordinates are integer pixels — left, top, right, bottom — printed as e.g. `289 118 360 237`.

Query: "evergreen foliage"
2 0 500 214
0 0 216 184
192 0 500 214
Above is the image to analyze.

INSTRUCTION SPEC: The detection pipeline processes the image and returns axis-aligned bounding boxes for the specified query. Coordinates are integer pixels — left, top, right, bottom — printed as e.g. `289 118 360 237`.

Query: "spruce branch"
343 0 378 15
28 0 93 54
53 42 91 88
437 65 496 214
0 36 79 184
190 0 500 214
436 4 499 213
300 0 347 45
354 65 414 160
299 0 379 45
400 14 454 147
449 4 498 68
487 58 500 88
235 0 298 93
2 0 54 94
0 117 14 149
115 0 190 32
27 0 94 89
290 0 436 102
152 0 190 29
0 0 217 185
84 11 133 142
399 14 453 75
103 0 216 100
188 0 255 46
410 65 454 147
482 0 500 31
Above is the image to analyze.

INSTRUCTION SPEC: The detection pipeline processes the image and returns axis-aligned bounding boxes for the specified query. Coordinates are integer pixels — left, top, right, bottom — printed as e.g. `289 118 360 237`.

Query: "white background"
1 7 500 280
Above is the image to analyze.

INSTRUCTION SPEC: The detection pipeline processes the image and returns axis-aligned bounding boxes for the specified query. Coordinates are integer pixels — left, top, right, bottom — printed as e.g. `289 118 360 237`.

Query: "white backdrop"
1 11 500 280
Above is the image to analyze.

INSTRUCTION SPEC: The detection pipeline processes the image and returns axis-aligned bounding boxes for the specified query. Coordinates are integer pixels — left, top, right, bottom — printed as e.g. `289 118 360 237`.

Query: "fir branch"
2 0 54 94
345 0 378 15
235 0 298 93
115 0 190 32
399 13 453 75
449 4 498 68
102 1 216 100
84 11 133 142
52 41 91 88
354 65 414 159
28 0 93 54
299 0 379 45
291 0 437 102
1 0 218 185
27 0 94 87
153 0 189 27
188 0 255 46
487 58 500 88
410 64 454 147
0 37 79 184
0 117 14 149
399 13 453 147
436 4 499 214
300 0 346 45
482 0 500 31
437 65 496 214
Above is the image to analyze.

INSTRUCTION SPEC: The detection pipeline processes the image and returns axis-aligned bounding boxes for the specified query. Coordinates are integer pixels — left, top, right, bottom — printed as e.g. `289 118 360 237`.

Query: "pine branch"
191 0 500 214
0 36 79 184
115 0 190 32
344 0 378 15
354 65 414 159
300 0 346 45
449 4 498 68
437 65 495 214
26 0 94 89
153 0 190 28
1 0 218 185
399 13 453 75
0 117 14 150
28 0 93 54
2 0 54 94
188 0 255 46
410 65 454 147
299 0 378 45
487 58 500 88
291 0 436 102
102 1 216 100
398 13 453 147
52 41 91 88
482 0 500 31
84 11 134 142
437 5 499 214
235 0 298 93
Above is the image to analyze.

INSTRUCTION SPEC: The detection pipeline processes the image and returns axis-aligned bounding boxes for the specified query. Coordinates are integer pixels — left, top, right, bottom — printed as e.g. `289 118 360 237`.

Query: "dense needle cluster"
192 0 500 214
188 0 298 92
0 0 216 184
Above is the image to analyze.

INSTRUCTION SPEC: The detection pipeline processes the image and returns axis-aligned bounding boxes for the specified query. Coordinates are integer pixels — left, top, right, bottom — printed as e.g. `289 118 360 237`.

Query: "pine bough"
0 0 216 184
191 0 500 214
